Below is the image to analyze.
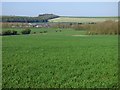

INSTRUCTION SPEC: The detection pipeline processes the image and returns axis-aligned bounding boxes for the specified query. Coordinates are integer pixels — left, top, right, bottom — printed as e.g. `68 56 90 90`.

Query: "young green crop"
2 28 118 88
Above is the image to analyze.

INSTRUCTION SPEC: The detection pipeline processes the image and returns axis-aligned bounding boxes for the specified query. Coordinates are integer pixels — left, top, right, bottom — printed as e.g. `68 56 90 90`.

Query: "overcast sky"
2 2 118 17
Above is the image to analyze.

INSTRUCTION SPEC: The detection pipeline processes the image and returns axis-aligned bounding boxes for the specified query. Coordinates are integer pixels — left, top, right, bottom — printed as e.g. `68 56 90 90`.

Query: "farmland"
2 28 118 88
1 1 119 88
49 17 118 23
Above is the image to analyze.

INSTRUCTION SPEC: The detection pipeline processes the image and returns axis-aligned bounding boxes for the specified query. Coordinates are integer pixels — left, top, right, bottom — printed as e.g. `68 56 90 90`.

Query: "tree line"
2 14 59 23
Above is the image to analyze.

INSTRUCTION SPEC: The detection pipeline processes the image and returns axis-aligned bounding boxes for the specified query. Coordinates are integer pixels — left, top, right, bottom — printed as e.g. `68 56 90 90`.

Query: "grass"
49 17 118 23
2 28 86 35
2 28 118 88
0 31 1 89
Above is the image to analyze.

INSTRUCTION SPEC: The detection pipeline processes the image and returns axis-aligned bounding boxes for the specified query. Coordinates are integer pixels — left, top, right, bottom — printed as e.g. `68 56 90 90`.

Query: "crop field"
2 28 118 88
49 17 118 23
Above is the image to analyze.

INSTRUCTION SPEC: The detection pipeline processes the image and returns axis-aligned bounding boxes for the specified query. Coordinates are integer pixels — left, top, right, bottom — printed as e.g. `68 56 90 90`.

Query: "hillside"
49 17 118 23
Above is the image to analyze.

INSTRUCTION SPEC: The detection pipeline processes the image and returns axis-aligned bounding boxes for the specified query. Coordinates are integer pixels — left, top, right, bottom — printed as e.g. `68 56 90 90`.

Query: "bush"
33 32 36 34
2 30 18 35
12 30 17 35
2 30 12 35
72 24 85 31
86 20 118 35
44 31 47 33
40 31 43 33
21 28 31 34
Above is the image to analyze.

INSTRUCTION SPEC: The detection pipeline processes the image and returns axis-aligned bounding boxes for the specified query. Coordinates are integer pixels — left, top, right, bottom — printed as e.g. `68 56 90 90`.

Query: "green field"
2 28 86 35
49 17 118 23
2 28 118 88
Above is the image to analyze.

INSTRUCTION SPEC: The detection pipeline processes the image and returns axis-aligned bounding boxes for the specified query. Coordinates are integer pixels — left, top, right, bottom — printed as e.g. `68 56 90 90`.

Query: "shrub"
40 32 43 33
44 31 47 33
2 30 18 35
72 24 85 31
33 32 36 34
21 28 31 34
12 30 17 35
2 30 12 35
86 20 118 35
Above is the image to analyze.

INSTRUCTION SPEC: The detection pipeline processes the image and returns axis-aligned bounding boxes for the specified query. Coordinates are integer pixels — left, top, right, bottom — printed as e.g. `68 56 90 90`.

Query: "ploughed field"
2 28 118 88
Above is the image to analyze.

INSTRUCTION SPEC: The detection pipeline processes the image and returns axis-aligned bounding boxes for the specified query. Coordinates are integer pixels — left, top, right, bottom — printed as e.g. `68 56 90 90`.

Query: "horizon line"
1 14 119 17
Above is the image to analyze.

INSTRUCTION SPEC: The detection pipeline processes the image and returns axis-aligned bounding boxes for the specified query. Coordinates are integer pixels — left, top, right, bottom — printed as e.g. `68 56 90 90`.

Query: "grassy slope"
2 29 118 88
49 17 118 23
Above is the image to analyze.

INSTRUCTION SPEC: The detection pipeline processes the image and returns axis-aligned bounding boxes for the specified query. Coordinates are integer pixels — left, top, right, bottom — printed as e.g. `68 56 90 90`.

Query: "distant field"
49 17 118 23
2 28 118 88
